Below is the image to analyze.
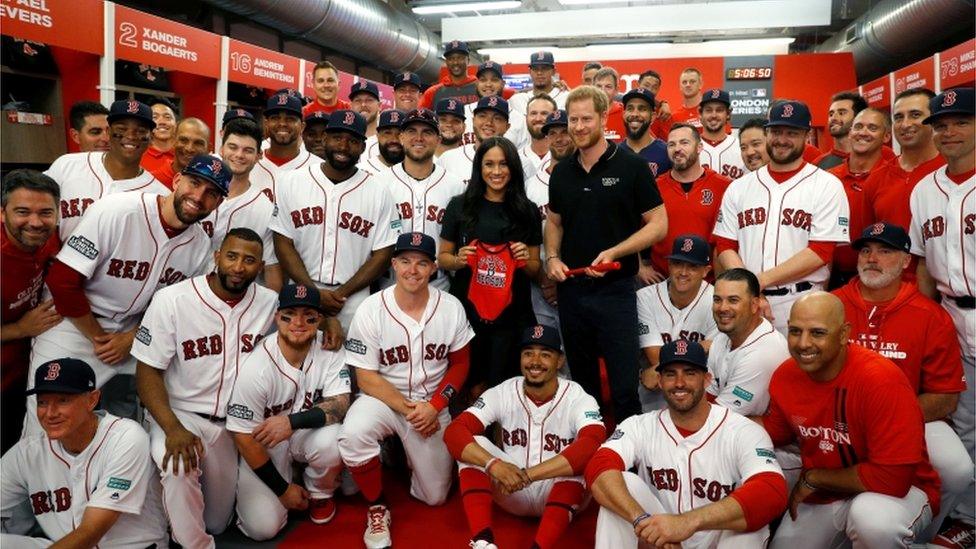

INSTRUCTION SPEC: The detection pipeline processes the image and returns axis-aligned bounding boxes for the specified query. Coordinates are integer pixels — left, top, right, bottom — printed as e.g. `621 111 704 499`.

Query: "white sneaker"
469 540 498 549
364 504 392 548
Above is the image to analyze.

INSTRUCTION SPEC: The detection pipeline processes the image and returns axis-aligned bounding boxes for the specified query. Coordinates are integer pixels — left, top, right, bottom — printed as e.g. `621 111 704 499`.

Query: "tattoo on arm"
316 394 350 426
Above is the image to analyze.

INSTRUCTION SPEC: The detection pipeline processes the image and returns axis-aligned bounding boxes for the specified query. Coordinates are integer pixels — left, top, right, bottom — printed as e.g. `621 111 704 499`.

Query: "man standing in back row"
420 41 480 109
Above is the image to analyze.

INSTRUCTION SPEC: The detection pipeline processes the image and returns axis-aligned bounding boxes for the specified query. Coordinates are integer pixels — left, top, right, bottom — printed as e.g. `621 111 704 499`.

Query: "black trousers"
557 276 641 421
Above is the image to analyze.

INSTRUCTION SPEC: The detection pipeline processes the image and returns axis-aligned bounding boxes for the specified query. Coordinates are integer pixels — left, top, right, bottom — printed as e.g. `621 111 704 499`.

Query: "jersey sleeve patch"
585 410 603 421
755 447 776 460
66 234 99 260
226 403 255 420
135 326 152 346
609 428 625 441
732 385 754 402
106 477 131 491
472 397 486 409
344 338 368 355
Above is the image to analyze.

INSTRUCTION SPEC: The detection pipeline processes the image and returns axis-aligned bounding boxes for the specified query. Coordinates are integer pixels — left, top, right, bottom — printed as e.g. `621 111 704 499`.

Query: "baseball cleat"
929 519 976 549
469 540 498 549
363 504 392 548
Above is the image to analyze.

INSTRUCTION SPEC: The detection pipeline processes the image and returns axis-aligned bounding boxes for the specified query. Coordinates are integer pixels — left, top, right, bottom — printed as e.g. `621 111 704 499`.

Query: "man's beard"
625 119 651 141
379 143 405 165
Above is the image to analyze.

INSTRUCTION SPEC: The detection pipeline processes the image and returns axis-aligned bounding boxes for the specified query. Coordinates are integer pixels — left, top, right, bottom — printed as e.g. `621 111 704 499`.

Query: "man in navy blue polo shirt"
620 87 671 178
545 85 668 421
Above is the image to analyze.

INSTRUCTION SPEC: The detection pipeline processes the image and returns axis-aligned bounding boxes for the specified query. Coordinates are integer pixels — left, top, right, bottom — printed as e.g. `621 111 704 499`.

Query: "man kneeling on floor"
444 324 607 549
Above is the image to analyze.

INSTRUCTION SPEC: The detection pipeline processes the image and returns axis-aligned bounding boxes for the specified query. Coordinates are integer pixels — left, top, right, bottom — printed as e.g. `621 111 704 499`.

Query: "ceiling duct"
202 0 445 82
817 0 975 82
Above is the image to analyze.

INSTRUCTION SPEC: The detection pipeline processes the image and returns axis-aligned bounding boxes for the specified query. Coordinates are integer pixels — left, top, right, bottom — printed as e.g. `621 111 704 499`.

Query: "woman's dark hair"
461 136 538 242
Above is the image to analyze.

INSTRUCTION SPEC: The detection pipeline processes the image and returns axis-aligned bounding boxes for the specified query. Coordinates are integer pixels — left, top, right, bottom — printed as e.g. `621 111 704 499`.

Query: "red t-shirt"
828 160 884 273
149 161 177 190
863 155 946 230
650 167 731 274
802 143 822 163
303 98 351 117
834 278 966 397
140 145 174 181
604 101 626 143
670 103 702 130
465 241 525 322
1 229 60 389
764 344 941 511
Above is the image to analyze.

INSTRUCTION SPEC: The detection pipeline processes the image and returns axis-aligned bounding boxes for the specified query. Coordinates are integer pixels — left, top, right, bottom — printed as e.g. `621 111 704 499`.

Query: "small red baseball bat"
564 261 622 277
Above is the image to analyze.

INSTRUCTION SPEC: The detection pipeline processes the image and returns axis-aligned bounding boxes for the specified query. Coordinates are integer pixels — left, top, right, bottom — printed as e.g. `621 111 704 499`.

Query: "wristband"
545 254 559 262
800 471 818 491
288 407 326 430
253 460 289 497
485 457 502 474
632 512 651 528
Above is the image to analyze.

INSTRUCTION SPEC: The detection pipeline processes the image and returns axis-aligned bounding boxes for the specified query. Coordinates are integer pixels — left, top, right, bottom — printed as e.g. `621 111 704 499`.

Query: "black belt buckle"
194 412 225 423
762 281 814 297
762 287 789 296
953 295 976 309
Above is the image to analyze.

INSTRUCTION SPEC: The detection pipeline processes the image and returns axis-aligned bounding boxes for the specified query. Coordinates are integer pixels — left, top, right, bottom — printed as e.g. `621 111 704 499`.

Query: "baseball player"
419 41 479 109
44 99 168 241
586 339 788 548
508 52 568 117
833 222 971 542
33 155 229 429
525 110 574 331
227 284 350 540
373 109 465 291
670 68 704 129
699 89 745 179
761 292 940 548
515 95 556 178
713 100 850 334
350 80 381 140
813 92 869 170
271 110 399 329
463 61 506 144
68 100 110 152
338 232 474 548
592 68 627 143
637 235 718 401
636 69 674 140
304 61 351 117
149 117 211 189
205 117 283 290
443 325 606 549
435 98 467 158
738 118 770 172
359 110 406 175
439 96 511 184
393 72 422 111
141 98 176 174
620 87 671 178
302 110 331 161
647 123 731 280
253 93 324 202
133 228 278 549
1 358 167 548
910 87 976 546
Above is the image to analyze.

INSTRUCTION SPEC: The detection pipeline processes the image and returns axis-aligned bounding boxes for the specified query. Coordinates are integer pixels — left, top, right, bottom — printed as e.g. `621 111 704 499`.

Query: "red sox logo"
450 40 460 49
403 72 411 80
411 232 423 246
674 340 689 355
552 111 562 120
210 159 222 175
343 111 355 125
782 104 794 117
681 238 694 253
943 90 957 107
295 285 308 299
237 109 247 117
488 96 498 107
126 101 140 114
870 222 886 236
710 89 720 99
448 99 458 110
536 52 545 61
390 111 401 123
701 188 714 206
44 363 61 381
532 325 545 339
276 94 288 106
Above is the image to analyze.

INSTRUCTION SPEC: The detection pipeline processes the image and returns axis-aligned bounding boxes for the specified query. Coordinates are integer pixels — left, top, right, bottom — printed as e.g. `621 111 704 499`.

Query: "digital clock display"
726 67 773 80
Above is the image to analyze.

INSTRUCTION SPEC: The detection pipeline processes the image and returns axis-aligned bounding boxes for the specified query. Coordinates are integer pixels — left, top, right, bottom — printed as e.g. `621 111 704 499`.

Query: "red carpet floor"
279 469 598 548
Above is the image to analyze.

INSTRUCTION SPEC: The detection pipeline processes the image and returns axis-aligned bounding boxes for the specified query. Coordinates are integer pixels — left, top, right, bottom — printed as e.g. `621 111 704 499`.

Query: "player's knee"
239 511 287 542
932 449 973 489
847 495 902 544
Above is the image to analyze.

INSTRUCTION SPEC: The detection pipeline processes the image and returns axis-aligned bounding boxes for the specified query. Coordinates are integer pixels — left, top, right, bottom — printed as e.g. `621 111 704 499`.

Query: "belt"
950 295 976 309
194 412 226 423
762 281 814 297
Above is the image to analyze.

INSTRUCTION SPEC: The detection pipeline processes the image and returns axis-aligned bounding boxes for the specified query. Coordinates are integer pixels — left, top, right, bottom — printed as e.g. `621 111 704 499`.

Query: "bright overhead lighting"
413 1 521 15
558 0 637 5
478 38 796 63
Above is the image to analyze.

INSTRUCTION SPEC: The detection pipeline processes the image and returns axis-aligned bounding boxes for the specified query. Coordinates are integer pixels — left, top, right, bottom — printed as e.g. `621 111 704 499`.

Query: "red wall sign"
893 57 935 95
0 0 103 55
115 5 220 78
229 40 301 90
861 75 891 109
941 39 976 90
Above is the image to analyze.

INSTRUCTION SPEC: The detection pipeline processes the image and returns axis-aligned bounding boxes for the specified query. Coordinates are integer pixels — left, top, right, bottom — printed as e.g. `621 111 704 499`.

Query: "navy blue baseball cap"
394 232 436 260
393 72 422 90
402 109 439 131
107 99 155 129
542 109 568 135
622 87 656 108
278 283 323 313
377 109 407 130
924 88 975 124
700 89 731 109
222 108 255 126
766 100 811 129
350 80 380 101
265 93 304 117
521 324 562 352
436 98 466 120
326 110 367 140
304 110 331 126
666 234 711 266
853 222 911 253
473 95 509 119
181 154 231 196
477 61 504 78
443 40 469 57
657 340 708 371
26 358 96 396
528 51 555 68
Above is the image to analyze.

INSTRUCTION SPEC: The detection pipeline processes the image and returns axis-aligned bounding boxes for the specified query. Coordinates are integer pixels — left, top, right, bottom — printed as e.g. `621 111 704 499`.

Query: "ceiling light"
477 38 796 63
412 0 521 15
558 0 639 5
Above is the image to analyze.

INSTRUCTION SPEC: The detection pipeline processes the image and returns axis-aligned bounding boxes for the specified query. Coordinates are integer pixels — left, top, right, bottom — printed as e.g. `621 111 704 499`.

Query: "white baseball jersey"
437 143 476 184
357 155 394 176
344 286 474 401
462 103 531 150
636 280 718 349
44 152 169 240
261 137 306 154
518 144 550 180
713 163 850 287
601 405 783 546
465 377 602 467
1 412 168 548
226 333 349 433
508 87 569 116
269 165 399 286
701 134 746 180
379 163 465 246
250 150 324 202
200 184 277 269
525 163 557 324
364 135 379 160
130 275 277 418
707 318 789 416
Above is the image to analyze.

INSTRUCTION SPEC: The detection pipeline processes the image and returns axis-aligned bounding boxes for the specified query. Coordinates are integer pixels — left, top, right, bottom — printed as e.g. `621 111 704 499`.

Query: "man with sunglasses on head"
44 99 169 241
